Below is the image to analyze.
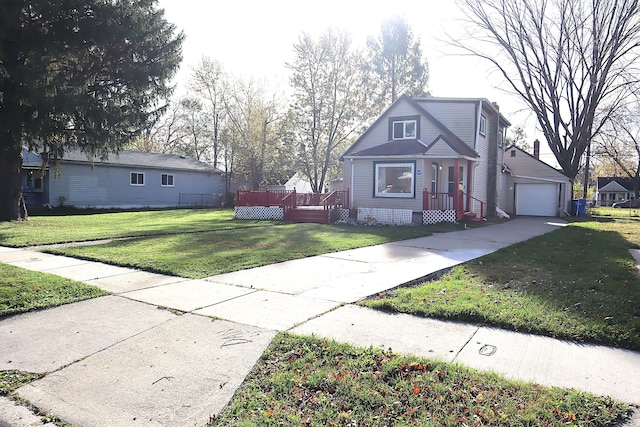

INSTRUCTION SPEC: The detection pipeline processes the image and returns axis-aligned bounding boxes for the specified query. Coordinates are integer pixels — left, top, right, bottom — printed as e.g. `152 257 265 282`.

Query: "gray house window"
130 172 145 186
388 115 420 140
374 161 415 198
392 120 417 140
161 174 174 187
479 115 487 136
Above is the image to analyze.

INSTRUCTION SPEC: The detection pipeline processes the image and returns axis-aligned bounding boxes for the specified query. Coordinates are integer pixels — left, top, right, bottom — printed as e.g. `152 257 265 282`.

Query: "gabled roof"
597 176 634 191
428 134 479 158
346 134 479 158
342 94 472 158
503 145 569 178
23 148 222 174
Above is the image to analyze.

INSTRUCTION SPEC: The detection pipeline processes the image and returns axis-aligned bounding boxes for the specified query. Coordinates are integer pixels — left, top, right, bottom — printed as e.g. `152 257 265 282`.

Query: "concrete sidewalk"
1 217 639 426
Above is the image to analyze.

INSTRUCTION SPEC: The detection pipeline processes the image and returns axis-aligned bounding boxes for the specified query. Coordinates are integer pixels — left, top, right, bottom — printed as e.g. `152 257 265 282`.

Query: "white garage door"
516 183 558 216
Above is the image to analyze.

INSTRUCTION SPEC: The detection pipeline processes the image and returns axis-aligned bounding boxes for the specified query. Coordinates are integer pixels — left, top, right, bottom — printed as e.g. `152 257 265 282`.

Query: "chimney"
533 139 540 159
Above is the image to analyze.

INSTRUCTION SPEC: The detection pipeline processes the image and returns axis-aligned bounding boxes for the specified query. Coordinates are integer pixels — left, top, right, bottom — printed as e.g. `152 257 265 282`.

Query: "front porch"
422 190 485 223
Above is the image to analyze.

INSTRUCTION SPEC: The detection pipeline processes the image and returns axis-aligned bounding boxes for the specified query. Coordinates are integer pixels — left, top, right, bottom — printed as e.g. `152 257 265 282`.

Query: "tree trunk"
0 144 24 222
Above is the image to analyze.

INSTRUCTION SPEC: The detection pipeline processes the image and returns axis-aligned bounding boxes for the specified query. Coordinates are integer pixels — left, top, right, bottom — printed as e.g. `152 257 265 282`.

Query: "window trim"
431 162 439 193
161 173 175 187
479 115 487 136
388 115 421 140
373 161 416 199
130 172 145 186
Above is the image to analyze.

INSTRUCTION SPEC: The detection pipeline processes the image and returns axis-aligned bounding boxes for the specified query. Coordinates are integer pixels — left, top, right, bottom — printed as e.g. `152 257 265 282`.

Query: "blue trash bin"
572 198 587 216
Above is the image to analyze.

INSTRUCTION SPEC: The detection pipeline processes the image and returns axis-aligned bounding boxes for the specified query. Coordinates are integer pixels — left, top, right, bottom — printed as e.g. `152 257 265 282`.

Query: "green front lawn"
40 222 457 278
0 208 272 247
208 333 630 427
363 213 640 350
0 263 108 317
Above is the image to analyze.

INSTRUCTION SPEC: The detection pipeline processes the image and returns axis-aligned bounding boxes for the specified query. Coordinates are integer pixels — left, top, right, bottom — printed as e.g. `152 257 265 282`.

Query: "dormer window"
393 120 416 140
389 115 420 140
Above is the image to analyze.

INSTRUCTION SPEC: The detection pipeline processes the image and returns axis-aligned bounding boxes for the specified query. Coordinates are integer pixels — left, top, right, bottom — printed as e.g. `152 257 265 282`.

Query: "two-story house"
341 95 571 224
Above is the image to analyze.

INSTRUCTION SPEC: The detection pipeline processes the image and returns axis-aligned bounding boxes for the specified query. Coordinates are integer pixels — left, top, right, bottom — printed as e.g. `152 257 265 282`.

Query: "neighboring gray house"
21 148 224 208
341 95 571 224
596 177 638 206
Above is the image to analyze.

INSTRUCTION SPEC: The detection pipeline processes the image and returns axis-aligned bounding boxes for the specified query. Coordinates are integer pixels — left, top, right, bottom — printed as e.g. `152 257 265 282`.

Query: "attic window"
388 115 420 141
392 120 417 140
510 150 516 157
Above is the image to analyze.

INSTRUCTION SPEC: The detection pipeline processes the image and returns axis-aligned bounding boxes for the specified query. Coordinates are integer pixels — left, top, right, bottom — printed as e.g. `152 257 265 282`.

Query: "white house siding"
350 158 424 212
416 100 477 148
48 163 222 208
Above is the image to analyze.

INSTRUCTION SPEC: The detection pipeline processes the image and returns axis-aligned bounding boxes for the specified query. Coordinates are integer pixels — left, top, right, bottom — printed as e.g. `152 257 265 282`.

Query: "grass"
0 209 637 423
40 222 456 279
0 208 273 247
0 263 108 317
0 371 43 395
363 209 640 350
208 333 630 427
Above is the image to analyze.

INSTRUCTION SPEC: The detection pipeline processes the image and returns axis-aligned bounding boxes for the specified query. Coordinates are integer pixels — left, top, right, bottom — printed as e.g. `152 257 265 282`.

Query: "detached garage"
515 183 559 216
503 144 571 217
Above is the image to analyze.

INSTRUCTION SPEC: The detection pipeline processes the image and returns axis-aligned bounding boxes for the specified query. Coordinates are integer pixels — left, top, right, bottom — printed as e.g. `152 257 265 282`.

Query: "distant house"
266 173 313 193
21 148 224 209
596 177 638 206
341 95 571 224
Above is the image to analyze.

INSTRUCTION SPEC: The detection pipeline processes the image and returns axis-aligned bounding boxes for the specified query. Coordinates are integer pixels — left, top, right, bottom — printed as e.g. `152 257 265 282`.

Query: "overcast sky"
157 0 557 165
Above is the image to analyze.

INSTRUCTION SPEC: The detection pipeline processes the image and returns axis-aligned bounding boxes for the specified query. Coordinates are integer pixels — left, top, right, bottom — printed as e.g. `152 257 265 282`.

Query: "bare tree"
454 0 640 185
594 104 640 197
287 28 369 192
224 77 287 190
178 96 211 161
137 101 186 154
189 56 227 169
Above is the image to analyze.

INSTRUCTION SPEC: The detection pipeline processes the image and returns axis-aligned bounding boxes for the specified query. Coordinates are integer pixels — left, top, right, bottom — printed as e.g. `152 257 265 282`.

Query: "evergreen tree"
0 0 183 220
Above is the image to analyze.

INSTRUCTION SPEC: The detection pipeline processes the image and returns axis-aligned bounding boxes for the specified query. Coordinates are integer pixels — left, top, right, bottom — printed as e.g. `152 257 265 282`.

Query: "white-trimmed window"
130 172 145 186
375 162 415 198
479 115 487 136
392 120 417 140
161 173 174 187
431 163 438 193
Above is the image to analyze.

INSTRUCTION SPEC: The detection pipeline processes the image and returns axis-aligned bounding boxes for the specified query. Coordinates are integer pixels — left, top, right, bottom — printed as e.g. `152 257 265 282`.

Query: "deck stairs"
284 207 330 224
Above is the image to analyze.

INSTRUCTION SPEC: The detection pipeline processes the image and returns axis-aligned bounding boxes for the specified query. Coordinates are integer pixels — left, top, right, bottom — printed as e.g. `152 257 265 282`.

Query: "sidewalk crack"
451 325 481 363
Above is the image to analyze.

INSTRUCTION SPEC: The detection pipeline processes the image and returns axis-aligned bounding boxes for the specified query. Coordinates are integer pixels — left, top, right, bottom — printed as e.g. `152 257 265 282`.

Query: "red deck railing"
236 189 289 207
236 189 349 210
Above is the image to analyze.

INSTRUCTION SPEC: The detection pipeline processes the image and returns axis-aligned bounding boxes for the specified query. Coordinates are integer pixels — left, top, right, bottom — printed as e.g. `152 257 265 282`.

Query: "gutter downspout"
474 100 482 151
350 158 355 208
